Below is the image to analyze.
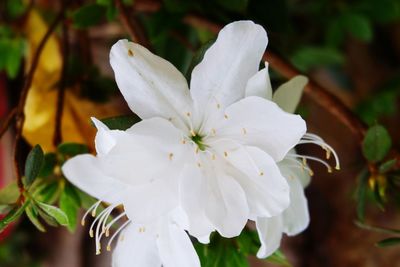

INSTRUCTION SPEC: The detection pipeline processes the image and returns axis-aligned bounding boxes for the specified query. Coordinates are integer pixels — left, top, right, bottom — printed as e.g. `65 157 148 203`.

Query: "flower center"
191 133 207 151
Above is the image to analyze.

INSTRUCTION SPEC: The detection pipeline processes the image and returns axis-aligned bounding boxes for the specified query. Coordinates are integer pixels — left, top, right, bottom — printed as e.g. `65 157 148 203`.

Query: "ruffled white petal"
99 117 190 186
122 174 179 223
190 21 267 114
272 75 308 113
157 223 200 267
278 159 310 235
255 216 283 258
216 96 307 161
245 63 272 100
62 154 128 205
179 163 214 240
205 167 249 238
112 224 162 267
110 39 192 131
213 140 290 218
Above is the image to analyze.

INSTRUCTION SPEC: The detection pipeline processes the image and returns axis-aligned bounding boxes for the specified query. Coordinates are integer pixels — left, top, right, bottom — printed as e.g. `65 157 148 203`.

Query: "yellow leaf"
22 10 123 152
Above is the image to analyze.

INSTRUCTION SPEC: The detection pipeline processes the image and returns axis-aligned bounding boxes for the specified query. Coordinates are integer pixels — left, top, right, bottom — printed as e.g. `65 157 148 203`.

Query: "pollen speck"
211 128 216 135
217 103 221 109
259 171 264 176
224 114 228 119
186 112 191 117
224 151 228 157
107 245 111 251
128 49 134 57
212 154 216 160
169 153 174 160
242 128 247 135
197 162 202 167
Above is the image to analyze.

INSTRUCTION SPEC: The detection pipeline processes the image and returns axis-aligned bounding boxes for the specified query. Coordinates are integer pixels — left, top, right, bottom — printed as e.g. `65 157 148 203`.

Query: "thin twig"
53 18 69 147
13 11 63 194
115 0 152 49
0 108 17 138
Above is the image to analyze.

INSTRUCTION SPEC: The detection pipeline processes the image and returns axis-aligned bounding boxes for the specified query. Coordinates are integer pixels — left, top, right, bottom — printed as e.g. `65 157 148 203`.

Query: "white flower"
246 69 340 258
62 20 314 266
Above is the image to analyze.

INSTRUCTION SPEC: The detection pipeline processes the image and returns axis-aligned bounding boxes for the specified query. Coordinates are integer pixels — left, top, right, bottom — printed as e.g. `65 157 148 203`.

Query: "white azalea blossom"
247 70 340 258
61 20 339 267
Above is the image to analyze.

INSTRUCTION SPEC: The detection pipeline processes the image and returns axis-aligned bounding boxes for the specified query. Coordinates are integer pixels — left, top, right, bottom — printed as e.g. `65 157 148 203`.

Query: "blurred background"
0 0 400 266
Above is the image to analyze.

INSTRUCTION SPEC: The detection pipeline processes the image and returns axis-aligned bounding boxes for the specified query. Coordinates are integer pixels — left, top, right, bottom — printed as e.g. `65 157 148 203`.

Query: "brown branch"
115 0 152 49
0 108 17 138
53 18 69 147
13 11 63 193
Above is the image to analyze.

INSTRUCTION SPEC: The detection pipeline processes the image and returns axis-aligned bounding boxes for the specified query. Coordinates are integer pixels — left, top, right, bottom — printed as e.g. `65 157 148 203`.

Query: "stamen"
288 153 333 173
82 200 102 226
106 220 131 252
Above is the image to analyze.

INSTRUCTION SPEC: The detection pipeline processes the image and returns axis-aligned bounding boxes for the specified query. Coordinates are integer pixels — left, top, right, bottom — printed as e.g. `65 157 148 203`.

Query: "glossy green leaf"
37 202 69 226
362 125 392 162
39 153 57 178
376 237 400 247
72 4 106 29
291 46 344 72
341 13 373 42
100 115 140 130
0 201 29 232
379 159 397 174
25 204 46 232
59 184 81 231
24 145 44 188
57 143 89 157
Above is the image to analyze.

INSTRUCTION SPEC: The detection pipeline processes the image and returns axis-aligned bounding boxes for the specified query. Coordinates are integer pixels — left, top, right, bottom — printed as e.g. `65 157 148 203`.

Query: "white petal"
217 96 306 161
245 62 272 100
112 224 161 267
110 39 192 130
278 160 310 235
179 163 214 240
213 140 290 218
62 154 128 204
99 117 190 186
273 75 308 113
255 216 283 258
91 117 117 156
157 223 200 267
190 21 267 112
122 174 179 223
205 167 249 238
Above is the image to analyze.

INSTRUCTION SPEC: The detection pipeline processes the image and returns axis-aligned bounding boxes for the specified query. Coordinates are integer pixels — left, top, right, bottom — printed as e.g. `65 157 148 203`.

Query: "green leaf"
24 145 44 188
72 4 106 29
25 204 46 232
100 115 140 130
379 159 397 174
362 125 392 162
376 237 400 247
0 181 19 205
39 153 57 177
57 143 89 157
37 202 69 226
341 13 373 42
356 168 369 222
34 181 62 204
291 46 344 72
0 201 29 232
59 184 80 231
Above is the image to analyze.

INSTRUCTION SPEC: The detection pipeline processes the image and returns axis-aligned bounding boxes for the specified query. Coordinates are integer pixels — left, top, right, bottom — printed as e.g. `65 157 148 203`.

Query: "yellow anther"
81 219 85 226
335 165 341 171
91 209 96 217
328 167 333 173
302 157 307 166
224 151 228 157
325 148 331 160
308 169 314 176
128 49 134 57
190 129 196 136
106 229 110 237
107 245 111 251
224 114 228 119
96 249 101 255
182 139 186 144
186 112 191 117
259 171 264 176
169 153 174 160
89 229 94 238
